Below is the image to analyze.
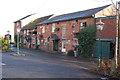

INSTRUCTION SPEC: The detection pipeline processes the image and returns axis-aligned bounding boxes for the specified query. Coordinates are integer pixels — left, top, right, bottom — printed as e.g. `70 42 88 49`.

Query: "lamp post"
96 19 104 67
17 28 21 54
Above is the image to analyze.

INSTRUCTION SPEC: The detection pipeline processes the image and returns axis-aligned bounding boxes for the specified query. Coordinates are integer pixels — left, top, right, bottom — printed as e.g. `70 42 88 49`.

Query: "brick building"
36 4 116 54
15 4 119 58
20 15 53 48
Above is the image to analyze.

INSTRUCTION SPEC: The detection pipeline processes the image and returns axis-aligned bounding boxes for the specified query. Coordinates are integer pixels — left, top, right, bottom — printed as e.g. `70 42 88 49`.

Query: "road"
2 47 106 78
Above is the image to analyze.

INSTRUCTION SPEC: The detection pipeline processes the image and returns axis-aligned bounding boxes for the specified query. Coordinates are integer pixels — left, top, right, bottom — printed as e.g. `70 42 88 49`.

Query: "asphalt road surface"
2 48 106 78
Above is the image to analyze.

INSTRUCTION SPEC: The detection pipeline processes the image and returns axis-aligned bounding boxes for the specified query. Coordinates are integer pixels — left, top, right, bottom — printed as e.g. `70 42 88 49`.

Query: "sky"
0 0 115 39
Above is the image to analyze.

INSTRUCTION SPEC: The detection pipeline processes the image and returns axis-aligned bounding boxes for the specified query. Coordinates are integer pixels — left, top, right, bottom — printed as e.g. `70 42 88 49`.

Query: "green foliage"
78 25 97 58
0 37 10 51
67 50 74 56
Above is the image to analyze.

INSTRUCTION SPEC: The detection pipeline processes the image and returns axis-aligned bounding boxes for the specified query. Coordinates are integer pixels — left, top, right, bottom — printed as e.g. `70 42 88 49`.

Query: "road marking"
1 63 6 66
63 60 83 64
78 66 88 70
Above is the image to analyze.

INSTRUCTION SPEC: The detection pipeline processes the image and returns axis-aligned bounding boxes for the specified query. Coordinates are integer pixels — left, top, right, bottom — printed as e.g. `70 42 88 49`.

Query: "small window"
27 30 29 35
80 22 87 29
72 22 75 32
24 30 26 34
42 25 45 33
44 38 48 45
52 23 55 32
72 23 75 28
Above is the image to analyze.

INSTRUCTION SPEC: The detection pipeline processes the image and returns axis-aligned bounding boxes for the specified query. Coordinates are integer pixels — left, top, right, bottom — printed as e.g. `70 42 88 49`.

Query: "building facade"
14 4 120 57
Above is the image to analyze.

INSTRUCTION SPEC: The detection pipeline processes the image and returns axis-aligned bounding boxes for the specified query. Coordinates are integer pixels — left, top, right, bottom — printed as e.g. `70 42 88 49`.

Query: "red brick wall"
96 18 116 39
37 17 95 53
14 21 22 35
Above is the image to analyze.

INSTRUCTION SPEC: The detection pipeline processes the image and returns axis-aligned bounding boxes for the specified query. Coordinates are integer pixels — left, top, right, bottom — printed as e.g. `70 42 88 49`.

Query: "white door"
62 41 66 52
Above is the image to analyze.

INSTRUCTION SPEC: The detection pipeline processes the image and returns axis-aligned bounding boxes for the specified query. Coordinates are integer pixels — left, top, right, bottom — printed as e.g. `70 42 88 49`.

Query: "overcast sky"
0 0 115 38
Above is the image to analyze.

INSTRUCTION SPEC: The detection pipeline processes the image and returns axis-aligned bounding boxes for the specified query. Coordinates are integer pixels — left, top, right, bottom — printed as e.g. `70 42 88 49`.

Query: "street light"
17 28 21 54
96 19 104 67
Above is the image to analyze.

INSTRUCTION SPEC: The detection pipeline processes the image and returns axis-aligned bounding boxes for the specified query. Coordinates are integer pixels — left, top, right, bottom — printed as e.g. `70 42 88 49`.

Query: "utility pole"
115 1 120 69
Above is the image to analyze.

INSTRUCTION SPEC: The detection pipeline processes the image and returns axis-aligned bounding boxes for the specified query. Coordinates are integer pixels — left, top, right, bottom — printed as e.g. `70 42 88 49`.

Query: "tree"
78 25 97 58
0 36 10 51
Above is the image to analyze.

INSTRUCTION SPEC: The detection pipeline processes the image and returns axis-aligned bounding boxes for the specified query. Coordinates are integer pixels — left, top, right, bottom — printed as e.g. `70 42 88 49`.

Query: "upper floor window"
16 22 20 26
62 24 66 39
72 22 76 32
24 30 26 34
42 25 45 33
27 30 29 35
80 22 87 29
52 23 55 32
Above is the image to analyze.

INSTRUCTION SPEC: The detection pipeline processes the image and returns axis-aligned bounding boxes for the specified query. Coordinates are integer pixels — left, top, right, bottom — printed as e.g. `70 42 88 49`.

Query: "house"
20 14 53 48
36 4 116 54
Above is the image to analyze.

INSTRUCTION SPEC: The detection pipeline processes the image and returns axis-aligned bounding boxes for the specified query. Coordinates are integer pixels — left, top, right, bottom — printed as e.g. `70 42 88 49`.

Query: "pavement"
2 46 107 78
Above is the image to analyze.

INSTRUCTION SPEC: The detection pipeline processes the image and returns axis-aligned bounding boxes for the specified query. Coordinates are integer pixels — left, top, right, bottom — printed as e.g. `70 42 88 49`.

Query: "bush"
0 37 10 51
67 50 74 56
78 25 96 58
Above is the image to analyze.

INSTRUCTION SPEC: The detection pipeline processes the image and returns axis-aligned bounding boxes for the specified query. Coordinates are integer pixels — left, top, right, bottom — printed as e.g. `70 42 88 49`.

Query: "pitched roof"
21 14 53 30
38 4 111 25
14 13 35 23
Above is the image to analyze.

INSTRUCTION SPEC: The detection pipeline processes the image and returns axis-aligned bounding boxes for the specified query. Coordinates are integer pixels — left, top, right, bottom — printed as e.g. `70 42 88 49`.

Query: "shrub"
67 50 74 56
78 25 96 58
0 37 10 51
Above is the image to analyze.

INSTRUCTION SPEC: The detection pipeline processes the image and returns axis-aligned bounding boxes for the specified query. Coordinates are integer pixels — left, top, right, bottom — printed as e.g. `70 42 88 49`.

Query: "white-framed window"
52 23 55 32
42 25 45 33
62 24 66 39
24 30 26 34
32 38 35 44
37 38 40 45
44 38 48 45
80 21 87 29
27 30 29 35
72 22 76 32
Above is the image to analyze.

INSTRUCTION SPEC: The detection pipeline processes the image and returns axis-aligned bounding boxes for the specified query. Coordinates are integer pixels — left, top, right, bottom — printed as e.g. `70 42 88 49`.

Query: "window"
72 22 75 32
27 30 29 35
16 22 19 26
62 24 66 39
44 38 48 45
42 25 45 33
80 22 87 29
52 23 55 32
24 30 26 34
32 38 35 44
